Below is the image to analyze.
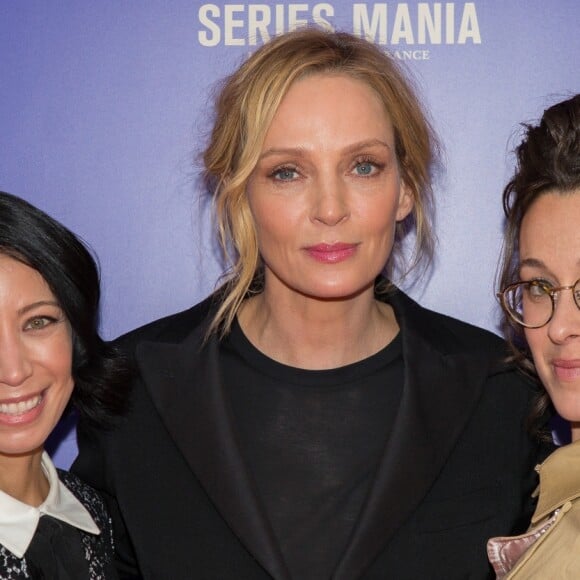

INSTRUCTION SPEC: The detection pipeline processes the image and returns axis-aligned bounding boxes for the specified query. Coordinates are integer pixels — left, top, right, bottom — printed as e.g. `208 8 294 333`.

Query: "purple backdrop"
1 1 579 467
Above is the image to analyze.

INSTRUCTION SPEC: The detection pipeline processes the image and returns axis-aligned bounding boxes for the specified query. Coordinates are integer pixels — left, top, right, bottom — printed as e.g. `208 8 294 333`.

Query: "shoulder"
58 470 110 529
389 288 508 358
115 289 222 353
57 471 117 576
389 288 540 404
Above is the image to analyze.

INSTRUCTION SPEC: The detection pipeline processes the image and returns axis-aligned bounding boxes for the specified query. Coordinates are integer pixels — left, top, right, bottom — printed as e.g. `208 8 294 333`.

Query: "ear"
396 181 414 221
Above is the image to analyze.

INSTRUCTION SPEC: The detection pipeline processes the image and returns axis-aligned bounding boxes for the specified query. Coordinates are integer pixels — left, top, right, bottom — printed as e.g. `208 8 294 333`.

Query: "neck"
238 284 399 369
0 448 49 506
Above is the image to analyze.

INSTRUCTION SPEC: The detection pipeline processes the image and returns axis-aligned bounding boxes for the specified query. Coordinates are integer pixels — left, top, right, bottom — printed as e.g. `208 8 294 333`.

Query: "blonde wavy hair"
204 27 438 337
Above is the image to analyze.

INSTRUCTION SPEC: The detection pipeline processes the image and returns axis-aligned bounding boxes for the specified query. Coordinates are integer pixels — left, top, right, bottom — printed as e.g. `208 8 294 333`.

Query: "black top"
223 320 404 580
25 516 91 579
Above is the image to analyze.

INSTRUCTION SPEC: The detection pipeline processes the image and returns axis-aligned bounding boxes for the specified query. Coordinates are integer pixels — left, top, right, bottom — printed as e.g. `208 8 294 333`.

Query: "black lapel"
136 326 291 580
333 291 492 579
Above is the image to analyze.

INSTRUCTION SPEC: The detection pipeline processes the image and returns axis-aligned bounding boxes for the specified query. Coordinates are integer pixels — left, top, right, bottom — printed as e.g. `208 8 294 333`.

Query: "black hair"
0 191 131 425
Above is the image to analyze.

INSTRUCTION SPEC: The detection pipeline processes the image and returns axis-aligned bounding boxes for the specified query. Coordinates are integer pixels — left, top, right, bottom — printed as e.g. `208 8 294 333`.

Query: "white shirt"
0 452 100 558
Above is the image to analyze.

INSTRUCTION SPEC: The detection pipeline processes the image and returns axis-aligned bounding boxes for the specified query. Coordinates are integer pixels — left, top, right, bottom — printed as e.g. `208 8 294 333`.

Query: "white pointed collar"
0 451 100 558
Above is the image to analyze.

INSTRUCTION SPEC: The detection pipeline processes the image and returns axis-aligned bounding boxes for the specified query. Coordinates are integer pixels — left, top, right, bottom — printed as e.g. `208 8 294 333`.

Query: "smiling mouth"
0 394 43 416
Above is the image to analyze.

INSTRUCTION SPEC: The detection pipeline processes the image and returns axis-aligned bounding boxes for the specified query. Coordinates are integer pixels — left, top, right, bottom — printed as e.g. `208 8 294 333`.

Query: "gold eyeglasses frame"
498 278 580 329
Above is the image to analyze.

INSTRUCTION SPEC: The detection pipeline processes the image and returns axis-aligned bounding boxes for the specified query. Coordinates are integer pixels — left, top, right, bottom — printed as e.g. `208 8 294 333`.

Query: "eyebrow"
258 138 393 161
521 257 580 269
519 258 546 269
18 300 62 316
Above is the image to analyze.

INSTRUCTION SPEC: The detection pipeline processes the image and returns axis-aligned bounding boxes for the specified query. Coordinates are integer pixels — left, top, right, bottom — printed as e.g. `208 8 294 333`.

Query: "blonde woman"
75 29 545 579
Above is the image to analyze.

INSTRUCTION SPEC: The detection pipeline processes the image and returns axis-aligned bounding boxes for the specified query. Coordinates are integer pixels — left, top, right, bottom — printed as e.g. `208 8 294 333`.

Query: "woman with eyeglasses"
488 93 580 578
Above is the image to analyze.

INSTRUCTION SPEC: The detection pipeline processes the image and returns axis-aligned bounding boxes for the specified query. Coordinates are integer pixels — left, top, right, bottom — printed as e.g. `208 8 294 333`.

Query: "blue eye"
272 167 298 181
354 159 384 177
355 162 374 175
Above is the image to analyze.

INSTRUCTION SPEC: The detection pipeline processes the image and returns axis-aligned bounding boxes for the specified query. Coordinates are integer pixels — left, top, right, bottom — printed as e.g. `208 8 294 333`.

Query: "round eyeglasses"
498 278 580 329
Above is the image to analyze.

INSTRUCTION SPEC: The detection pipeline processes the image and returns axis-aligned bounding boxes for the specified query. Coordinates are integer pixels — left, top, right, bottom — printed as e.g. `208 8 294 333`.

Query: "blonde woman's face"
246 73 413 302
520 191 580 439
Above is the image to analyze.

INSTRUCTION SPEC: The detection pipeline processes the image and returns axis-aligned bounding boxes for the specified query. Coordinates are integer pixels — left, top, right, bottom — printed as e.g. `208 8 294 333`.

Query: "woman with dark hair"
75 28 545 579
488 94 580 578
0 191 129 578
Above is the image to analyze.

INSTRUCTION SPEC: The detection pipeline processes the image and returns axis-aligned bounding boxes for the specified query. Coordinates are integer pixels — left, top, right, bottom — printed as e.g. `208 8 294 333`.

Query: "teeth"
0 395 42 416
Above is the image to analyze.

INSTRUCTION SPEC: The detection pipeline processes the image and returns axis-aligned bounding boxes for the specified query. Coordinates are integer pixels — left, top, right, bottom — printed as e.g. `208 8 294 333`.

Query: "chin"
0 420 54 459
549 392 580 425
0 439 46 458
299 278 376 300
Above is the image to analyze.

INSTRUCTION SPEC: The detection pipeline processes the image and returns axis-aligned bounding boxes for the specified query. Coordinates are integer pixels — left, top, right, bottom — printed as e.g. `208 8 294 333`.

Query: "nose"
547 290 580 344
0 329 33 387
310 173 350 226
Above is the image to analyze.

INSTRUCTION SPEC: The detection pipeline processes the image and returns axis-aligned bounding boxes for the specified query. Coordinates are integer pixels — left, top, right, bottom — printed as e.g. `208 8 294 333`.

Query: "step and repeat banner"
1 1 579 467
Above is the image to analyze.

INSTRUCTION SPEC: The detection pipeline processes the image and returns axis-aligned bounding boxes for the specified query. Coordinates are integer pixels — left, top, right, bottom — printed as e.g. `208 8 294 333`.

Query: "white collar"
0 451 100 558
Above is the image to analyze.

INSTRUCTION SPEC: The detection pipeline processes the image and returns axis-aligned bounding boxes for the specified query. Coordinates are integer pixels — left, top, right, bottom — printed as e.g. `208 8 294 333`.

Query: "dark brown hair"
498 94 580 428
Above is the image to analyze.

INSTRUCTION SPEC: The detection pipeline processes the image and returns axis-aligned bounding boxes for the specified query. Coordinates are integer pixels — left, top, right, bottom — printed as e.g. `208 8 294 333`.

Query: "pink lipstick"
305 243 358 264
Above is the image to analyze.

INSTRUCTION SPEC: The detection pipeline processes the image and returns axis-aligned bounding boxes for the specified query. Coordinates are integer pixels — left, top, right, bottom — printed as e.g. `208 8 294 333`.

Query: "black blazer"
73 289 547 580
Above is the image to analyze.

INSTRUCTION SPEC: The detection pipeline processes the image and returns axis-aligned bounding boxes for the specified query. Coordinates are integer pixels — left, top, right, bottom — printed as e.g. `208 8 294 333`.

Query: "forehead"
0 254 53 301
520 190 580 262
522 190 580 231
263 73 394 146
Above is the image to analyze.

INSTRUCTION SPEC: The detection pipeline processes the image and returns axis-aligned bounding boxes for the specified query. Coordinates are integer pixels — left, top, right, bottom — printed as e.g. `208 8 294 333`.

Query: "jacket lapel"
333 291 492 579
136 326 291 580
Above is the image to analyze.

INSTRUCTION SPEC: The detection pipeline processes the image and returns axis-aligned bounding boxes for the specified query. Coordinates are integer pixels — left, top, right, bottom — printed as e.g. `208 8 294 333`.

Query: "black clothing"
25 516 91 579
0 471 117 580
223 321 404 579
73 288 550 579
